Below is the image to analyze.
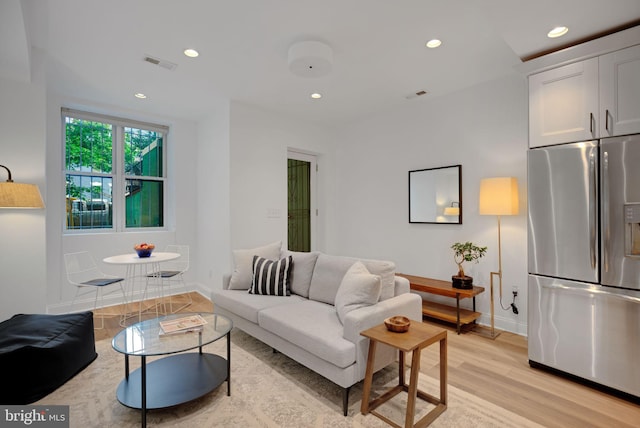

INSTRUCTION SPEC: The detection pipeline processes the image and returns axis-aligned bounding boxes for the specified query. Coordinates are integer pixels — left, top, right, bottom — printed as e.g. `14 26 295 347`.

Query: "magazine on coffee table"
159 314 207 336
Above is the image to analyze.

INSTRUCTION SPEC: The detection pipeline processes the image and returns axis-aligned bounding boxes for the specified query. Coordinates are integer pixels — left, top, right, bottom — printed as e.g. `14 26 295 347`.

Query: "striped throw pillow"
249 255 293 296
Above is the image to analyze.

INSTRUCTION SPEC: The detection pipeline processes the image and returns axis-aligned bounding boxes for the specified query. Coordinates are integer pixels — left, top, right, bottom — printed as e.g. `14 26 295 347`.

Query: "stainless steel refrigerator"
528 134 640 399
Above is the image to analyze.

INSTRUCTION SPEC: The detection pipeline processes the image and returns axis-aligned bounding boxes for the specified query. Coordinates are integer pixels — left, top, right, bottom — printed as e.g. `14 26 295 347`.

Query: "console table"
397 273 485 334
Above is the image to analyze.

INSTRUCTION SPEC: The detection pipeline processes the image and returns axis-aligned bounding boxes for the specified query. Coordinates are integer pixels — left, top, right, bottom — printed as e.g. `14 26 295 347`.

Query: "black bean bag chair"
0 311 97 404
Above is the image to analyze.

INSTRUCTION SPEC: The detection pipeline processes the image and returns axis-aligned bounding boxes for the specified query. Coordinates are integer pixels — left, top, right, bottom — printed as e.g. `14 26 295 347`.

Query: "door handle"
541 282 640 304
605 109 610 132
603 151 610 272
590 112 594 134
589 149 597 270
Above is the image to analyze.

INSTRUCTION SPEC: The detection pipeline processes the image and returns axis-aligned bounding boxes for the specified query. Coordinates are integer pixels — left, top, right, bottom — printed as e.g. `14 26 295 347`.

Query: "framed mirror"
409 165 462 224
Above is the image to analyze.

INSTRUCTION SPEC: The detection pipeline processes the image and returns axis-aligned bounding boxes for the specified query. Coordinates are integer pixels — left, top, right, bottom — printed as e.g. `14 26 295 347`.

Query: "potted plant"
451 241 487 289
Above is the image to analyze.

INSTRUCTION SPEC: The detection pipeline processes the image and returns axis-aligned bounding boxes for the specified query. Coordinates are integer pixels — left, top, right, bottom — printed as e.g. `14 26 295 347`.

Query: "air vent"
405 90 428 100
143 55 177 71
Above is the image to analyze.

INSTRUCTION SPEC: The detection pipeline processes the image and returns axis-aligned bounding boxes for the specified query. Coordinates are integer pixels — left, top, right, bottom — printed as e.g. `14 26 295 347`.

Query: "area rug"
36 329 543 427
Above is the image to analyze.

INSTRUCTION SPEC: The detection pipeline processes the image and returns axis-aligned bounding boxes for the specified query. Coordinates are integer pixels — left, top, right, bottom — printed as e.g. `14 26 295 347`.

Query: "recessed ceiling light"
134 93 147 99
183 48 199 58
310 93 322 99
426 39 442 48
547 26 569 38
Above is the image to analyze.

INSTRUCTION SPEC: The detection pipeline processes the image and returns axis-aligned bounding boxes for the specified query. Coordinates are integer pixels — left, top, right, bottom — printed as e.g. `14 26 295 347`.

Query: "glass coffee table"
112 312 232 427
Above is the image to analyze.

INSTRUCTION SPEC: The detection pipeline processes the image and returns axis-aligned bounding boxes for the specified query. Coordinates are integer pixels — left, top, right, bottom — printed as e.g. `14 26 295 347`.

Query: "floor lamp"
478 177 519 339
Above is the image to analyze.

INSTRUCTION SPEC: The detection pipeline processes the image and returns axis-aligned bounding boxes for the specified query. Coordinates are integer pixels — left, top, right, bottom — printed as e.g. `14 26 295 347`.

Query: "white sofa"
212 242 422 415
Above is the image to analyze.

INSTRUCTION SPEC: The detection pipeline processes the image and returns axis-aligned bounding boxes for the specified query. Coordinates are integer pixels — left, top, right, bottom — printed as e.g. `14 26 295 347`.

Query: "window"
63 109 168 231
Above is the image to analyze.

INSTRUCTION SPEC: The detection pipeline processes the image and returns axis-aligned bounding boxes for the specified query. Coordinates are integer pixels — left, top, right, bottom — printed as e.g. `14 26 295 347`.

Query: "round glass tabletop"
112 312 232 357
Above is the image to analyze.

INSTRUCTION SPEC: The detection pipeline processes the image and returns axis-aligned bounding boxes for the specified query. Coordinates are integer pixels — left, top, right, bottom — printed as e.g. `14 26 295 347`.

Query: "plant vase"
451 275 473 289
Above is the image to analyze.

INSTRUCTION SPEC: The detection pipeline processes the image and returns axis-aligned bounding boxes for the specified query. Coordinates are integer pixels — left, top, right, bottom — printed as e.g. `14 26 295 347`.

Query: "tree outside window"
63 110 167 231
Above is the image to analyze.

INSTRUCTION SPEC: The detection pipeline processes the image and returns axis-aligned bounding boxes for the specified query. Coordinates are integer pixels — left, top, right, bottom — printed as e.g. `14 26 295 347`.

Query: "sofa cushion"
309 254 396 305
229 240 281 290
335 261 381 324
213 289 305 324
281 250 320 297
367 259 396 301
249 255 292 296
258 300 356 368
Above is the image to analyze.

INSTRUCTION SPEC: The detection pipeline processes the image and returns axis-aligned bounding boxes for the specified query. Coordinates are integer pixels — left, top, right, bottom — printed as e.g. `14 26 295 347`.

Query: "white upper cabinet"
529 58 599 148
599 44 640 138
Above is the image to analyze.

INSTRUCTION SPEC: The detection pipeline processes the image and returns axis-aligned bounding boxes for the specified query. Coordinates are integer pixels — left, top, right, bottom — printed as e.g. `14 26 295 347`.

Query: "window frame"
62 108 169 233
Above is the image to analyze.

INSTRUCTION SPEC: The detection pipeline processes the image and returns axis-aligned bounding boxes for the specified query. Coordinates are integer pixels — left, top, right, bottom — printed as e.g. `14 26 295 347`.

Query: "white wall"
227 101 335 257
195 101 232 292
0 75 47 321
326 74 529 335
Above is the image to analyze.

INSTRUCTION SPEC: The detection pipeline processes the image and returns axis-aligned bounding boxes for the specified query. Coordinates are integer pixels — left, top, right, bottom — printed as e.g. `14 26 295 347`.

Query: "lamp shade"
444 202 460 216
479 177 518 216
0 182 45 208
444 206 460 215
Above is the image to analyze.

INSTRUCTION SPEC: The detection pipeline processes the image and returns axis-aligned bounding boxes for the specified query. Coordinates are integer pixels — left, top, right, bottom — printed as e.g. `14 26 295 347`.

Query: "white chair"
143 244 192 316
64 251 127 329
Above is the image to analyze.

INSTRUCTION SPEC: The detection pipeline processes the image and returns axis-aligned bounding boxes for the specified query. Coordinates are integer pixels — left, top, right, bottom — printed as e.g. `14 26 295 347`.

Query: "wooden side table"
397 273 485 334
360 322 447 428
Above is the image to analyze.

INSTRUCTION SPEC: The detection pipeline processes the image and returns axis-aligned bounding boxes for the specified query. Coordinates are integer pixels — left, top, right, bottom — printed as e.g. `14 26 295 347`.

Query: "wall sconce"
478 177 519 339
0 164 45 209
443 202 460 216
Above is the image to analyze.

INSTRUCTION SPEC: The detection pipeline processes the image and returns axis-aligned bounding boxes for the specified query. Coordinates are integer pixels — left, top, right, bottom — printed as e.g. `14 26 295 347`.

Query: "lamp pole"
488 215 502 339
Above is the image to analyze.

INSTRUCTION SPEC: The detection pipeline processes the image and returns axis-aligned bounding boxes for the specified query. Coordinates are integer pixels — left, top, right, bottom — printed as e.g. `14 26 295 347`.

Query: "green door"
287 158 311 252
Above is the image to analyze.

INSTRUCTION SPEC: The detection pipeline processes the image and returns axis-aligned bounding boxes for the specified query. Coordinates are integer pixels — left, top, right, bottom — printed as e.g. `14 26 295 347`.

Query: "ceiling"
4 0 640 126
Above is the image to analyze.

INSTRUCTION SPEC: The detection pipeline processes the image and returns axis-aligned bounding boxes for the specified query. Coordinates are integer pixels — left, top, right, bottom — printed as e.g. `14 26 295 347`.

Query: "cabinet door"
529 58 598 147
599 44 640 137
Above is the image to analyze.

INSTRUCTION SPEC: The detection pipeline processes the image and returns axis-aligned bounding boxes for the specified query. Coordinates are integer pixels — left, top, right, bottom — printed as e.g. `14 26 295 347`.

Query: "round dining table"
103 252 180 325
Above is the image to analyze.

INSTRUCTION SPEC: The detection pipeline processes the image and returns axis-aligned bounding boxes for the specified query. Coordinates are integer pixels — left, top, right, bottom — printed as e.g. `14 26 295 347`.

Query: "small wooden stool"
360 321 447 428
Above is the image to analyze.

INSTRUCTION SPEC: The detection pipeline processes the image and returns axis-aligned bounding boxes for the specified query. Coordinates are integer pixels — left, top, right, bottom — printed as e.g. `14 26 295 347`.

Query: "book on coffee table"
159 314 207 336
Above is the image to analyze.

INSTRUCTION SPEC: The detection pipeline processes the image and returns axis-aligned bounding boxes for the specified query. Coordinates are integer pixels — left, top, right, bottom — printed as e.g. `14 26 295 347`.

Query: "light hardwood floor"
92 293 639 427
92 292 212 341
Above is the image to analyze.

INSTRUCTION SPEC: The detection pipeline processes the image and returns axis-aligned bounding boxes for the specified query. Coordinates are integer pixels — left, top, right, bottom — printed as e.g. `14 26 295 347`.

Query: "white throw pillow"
335 261 381 324
281 250 320 297
228 240 282 290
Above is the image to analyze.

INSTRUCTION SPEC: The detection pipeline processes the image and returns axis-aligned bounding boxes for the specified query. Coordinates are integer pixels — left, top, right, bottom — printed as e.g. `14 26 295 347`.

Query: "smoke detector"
288 41 333 78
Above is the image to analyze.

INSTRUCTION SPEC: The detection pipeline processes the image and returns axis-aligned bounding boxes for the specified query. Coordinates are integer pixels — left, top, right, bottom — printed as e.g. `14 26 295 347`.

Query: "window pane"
66 174 113 229
65 117 113 173
126 179 163 227
124 127 163 177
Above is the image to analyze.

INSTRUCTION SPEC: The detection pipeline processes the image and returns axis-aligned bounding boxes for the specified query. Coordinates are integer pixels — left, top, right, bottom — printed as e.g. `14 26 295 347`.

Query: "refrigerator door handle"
589 149 597 270
541 282 640 304
603 151 610 272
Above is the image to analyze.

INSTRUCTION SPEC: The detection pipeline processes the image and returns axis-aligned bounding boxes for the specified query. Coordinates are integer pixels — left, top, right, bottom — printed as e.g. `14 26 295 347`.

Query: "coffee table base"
116 353 228 410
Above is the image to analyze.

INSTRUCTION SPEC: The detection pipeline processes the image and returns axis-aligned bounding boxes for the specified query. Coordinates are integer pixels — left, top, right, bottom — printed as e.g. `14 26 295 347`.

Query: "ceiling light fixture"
547 26 569 38
183 48 199 58
134 93 147 99
310 93 322 99
426 39 442 48
288 41 333 78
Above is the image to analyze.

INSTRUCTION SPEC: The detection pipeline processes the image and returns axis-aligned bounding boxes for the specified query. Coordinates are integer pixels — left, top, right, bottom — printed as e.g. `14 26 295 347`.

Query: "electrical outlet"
512 286 519 297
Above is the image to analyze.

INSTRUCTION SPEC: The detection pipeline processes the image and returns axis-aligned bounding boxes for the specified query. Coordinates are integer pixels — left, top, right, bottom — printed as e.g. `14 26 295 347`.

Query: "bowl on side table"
384 316 411 333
